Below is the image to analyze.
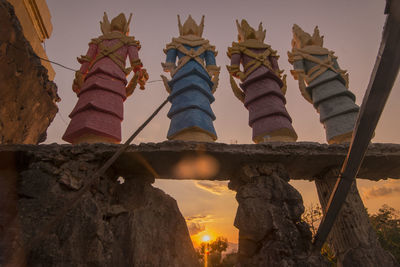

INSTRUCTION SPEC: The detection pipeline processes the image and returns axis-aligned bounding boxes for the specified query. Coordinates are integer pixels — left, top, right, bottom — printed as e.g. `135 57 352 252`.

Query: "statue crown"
291 24 324 49
100 12 132 35
178 15 205 37
236 19 266 43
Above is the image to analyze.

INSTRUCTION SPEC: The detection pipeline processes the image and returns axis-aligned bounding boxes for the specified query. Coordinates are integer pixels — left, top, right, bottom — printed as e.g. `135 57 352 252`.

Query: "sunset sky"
43 0 400 245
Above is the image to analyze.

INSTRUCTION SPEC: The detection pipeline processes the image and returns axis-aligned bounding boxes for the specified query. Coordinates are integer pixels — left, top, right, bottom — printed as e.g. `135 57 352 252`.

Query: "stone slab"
1 142 400 181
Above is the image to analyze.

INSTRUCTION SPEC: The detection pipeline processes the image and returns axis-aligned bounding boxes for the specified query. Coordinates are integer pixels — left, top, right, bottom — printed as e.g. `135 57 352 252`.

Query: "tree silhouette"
196 236 236 267
302 203 400 264
369 204 400 262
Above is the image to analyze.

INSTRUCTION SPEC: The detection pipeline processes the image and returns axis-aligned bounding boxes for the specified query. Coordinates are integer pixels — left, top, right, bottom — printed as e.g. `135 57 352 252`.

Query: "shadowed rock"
0 0 59 144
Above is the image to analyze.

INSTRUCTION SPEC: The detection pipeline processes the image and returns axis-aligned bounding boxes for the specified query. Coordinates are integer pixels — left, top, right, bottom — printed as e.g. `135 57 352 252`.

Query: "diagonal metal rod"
313 0 400 251
26 98 169 252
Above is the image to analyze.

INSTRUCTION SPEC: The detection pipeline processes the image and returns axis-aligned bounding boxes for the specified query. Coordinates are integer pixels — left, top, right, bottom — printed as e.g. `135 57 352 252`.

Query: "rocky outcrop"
0 0 59 144
1 142 400 266
229 163 329 267
0 154 26 266
315 169 399 267
13 144 199 266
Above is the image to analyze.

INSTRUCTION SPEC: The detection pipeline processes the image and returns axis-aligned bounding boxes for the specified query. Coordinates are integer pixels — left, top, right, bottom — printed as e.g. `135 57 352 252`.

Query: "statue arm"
162 48 177 73
290 59 312 103
73 43 98 94
127 45 148 92
204 50 220 93
205 50 216 66
128 45 143 72
227 53 244 80
269 56 280 72
205 50 220 76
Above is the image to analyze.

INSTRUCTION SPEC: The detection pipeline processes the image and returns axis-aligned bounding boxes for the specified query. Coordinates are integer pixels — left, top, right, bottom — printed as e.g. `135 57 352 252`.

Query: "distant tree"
210 237 228 254
196 236 235 267
302 203 400 264
369 204 400 262
302 203 336 264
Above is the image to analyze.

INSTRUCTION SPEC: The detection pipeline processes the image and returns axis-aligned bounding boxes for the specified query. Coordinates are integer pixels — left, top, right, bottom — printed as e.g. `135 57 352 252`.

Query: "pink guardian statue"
227 20 297 143
62 13 148 144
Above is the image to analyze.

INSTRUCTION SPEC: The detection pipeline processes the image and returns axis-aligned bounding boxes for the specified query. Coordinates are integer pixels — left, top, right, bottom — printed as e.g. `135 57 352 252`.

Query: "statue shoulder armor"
124 36 140 49
205 43 217 56
163 40 178 54
89 37 102 45
227 42 241 58
269 47 279 58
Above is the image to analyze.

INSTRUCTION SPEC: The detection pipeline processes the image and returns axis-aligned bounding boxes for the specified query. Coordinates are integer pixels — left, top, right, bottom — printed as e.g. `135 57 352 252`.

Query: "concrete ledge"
1 142 400 181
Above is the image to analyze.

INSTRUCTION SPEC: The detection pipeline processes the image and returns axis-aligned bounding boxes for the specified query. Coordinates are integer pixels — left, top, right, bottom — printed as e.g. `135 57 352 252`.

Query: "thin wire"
7 41 164 131
58 112 69 126
6 42 79 72
147 79 162 83
5 42 163 84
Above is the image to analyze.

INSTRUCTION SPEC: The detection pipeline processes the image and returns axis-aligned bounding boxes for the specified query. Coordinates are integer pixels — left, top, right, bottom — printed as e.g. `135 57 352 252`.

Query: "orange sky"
42 0 400 245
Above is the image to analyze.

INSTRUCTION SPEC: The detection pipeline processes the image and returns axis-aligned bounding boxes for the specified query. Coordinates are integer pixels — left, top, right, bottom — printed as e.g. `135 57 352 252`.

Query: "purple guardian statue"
227 20 297 143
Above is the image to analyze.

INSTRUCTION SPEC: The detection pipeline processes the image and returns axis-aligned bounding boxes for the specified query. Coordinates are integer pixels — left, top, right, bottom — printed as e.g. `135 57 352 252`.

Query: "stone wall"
0 0 59 144
10 144 199 266
7 0 55 79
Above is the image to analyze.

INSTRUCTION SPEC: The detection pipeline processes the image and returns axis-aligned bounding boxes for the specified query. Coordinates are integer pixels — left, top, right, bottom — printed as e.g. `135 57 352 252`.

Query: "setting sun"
190 229 219 247
202 235 211 242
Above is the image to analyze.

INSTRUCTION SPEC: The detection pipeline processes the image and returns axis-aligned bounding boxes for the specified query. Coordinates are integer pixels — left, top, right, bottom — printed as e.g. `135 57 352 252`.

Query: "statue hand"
237 72 246 81
137 68 149 90
161 62 176 73
72 71 84 94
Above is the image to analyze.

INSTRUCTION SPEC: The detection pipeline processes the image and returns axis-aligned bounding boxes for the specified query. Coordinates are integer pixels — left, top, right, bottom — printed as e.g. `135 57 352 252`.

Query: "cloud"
186 214 214 223
185 214 214 236
195 181 233 195
187 222 205 235
363 183 400 199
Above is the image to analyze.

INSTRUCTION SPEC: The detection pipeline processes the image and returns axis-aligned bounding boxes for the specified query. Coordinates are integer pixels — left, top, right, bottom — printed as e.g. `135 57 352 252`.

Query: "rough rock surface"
15 145 199 266
229 163 329 267
0 0 60 144
1 142 400 266
315 169 399 267
0 154 26 266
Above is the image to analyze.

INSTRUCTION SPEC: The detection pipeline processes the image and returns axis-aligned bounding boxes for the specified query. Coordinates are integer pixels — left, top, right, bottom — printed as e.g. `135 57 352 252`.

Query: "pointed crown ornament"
236 19 266 43
178 15 205 37
291 24 324 49
100 12 132 35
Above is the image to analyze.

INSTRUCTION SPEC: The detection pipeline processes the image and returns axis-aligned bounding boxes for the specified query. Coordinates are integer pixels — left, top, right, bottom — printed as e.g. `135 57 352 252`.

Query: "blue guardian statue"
161 15 220 142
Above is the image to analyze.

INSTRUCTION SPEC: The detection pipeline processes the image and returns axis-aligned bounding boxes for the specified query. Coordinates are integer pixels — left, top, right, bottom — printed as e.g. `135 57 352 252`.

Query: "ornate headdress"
291 24 324 49
178 15 205 37
100 12 132 35
236 19 266 43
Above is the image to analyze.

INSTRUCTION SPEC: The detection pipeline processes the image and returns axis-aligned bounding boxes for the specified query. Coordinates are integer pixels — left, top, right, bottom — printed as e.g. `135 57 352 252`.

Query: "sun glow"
202 235 211 242
191 230 218 247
